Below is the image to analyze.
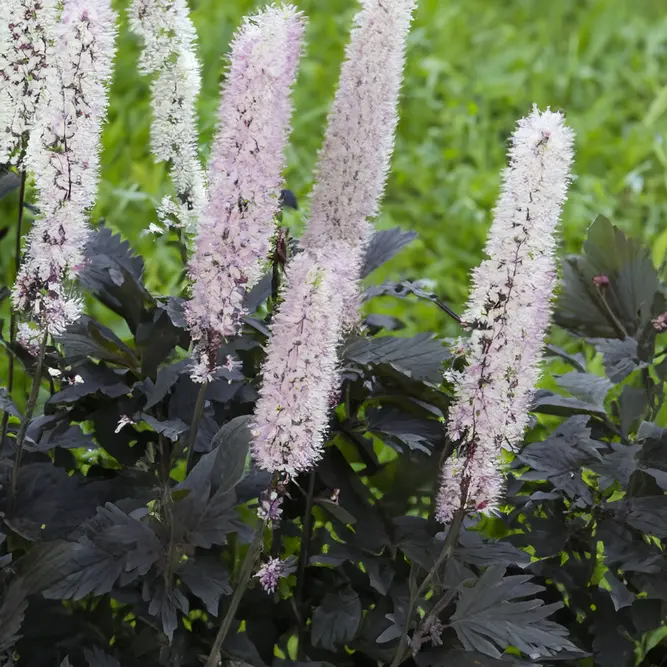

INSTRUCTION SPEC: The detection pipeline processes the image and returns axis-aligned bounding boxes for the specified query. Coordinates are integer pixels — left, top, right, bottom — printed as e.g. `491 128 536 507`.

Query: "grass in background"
2 0 667 368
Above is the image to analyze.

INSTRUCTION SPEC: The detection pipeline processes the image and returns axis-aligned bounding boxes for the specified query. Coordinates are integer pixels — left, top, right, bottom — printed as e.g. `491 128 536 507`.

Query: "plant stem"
185 380 207 473
389 508 465 667
205 521 265 667
295 470 316 658
594 286 627 339
8 331 48 515
159 434 177 593
1 170 27 449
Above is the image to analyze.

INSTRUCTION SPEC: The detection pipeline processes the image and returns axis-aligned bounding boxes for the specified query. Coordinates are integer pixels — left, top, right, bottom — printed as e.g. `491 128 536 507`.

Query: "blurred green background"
3 0 667 348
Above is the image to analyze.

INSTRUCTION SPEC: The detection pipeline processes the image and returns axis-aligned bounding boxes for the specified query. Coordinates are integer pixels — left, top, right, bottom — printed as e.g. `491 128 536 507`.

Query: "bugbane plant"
127 0 205 234
436 106 575 523
301 0 416 330
12 0 117 334
0 0 58 165
185 5 305 381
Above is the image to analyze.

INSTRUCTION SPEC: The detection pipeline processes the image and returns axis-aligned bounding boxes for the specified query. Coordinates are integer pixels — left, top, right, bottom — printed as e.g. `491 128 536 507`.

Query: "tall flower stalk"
301 0 417 331
185 4 306 382
12 0 118 334
127 0 205 235
436 106 575 523
0 0 58 165
251 252 342 474
251 0 417 474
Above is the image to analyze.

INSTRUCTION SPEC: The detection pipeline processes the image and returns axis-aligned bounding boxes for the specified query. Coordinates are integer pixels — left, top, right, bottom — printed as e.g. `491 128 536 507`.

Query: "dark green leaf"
362 228 418 277
345 333 449 383
450 566 579 660
311 587 362 651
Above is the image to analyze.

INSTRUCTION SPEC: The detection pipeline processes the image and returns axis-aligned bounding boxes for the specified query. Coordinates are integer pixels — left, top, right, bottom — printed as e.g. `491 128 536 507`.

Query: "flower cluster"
127 0 205 234
12 0 117 333
254 556 296 594
185 5 305 381
301 0 416 331
436 106 575 523
251 252 342 474
0 0 58 165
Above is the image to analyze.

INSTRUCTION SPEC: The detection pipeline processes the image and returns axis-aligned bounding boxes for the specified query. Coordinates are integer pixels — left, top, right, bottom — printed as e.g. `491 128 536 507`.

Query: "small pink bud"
652 312 667 332
593 275 610 289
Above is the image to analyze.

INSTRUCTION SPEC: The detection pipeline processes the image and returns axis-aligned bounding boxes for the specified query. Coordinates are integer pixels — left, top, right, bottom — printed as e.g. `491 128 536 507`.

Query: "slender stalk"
594 286 627 339
9 331 48 514
1 170 28 448
185 380 207 473
205 521 265 667
159 434 176 590
389 508 465 667
295 470 316 658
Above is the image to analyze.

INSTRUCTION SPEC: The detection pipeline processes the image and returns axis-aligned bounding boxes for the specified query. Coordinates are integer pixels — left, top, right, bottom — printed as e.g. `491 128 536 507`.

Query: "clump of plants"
0 1 665 666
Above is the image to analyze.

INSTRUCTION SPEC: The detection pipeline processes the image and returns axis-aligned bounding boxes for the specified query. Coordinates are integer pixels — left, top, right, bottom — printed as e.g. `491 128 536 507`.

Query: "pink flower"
251 252 342 474
301 0 417 331
255 556 296 594
186 5 306 380
437 107 575 523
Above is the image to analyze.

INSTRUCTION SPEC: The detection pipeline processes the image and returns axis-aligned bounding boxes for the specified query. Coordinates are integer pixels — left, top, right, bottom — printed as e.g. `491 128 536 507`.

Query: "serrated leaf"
362 228 418 277
179 555 231 615
345 333 449 384
139 413 188 441
0 581 28 652
311 587 362 651
450 566 579 660
589 337 646 383
366 407 441 454
144 579 189 641
609 496 667 537
556 216 660 342
183 415 251 495
80 226 152 333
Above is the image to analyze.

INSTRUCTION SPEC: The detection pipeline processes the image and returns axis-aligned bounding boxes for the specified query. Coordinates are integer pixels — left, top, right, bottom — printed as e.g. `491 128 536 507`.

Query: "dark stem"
185 380 207 473
159 434 176 593
594 286 627 339
434 299 461 324
389 508 465 667
295 470 316 658
1 169 27 448
204 521 265 667
9 331 48 515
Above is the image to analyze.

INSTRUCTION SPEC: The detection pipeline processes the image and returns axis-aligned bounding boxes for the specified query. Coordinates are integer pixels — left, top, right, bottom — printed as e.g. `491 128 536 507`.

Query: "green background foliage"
3 0 667 350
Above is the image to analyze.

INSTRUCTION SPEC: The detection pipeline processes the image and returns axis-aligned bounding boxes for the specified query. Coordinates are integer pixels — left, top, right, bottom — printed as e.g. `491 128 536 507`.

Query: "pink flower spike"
186 4 306 379
251 252 342 474
437 106 575 523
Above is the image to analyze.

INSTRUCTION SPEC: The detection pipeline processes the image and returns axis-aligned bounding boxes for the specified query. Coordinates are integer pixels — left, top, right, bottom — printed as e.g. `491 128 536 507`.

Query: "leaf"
609 496 667 537
179 554 231 615
516 416 602 501
144 358 190 410
0 171 20 201
597 519 664 574
366 407 441 454
135 307 185 377
589 337 646 383
554 371 613 407
83 647 122 667
0 388 21 419
362 228 418 277
345 333 449 384
311 587 362 651
0 581 28 652
80 226 152 333
636 423 667 490
47 362 130 406
183 415 252 495
35 503 163 600
456 529 531 568
244 274 273 314
544 344 586 373
139 413 188 441
364 280 459 320
556 216 660 341
589 442 640 490
415 647 534 667
449 566 579 660
55 316 138 367
531 371 611 419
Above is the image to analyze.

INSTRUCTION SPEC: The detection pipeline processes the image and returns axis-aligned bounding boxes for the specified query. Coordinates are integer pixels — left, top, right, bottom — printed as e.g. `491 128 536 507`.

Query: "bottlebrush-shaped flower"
128 0 205 234
436 106 575 523
12 0 117 333
251 252 342 474
185 4 305 380
255 556 296 594
300 0 416 329
0 0 58 165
